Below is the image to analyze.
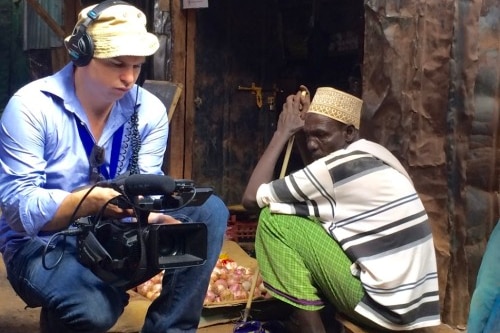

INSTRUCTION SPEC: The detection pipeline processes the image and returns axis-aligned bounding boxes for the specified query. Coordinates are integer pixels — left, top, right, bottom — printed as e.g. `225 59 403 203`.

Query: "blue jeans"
5 195 228 333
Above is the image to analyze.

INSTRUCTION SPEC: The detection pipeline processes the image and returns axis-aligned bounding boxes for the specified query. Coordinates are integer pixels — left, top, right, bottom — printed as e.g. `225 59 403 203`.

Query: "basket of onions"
135 270 164 301
204 254 269 306
135 241 270 306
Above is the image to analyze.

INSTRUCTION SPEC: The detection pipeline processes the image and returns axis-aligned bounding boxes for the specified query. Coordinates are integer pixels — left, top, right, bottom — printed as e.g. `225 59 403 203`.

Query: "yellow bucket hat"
65 3 159 59
308 87 363 129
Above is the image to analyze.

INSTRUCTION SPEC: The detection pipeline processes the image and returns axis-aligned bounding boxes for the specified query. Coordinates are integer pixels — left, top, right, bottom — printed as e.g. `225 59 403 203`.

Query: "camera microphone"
124 174 176 196
98 174 176 196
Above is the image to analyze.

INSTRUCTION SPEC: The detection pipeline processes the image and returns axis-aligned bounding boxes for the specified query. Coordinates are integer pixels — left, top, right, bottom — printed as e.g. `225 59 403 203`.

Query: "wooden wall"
362 0 499 326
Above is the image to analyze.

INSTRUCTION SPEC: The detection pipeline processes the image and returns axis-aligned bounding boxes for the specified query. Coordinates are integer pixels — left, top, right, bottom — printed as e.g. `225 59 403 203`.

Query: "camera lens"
157 228 181 256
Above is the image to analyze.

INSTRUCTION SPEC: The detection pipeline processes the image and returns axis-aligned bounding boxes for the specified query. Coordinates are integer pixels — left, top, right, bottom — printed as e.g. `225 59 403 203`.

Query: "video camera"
74 174 213 290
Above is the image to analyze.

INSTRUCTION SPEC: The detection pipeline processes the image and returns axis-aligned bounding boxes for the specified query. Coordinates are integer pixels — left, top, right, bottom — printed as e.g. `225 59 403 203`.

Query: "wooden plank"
158 0 171 11
51 47 68 73
48 0 79 73
168 0 188 179
336 314 461 333
142 80 183 121
143 80 184 178
183 9 196 179
63 1 79 35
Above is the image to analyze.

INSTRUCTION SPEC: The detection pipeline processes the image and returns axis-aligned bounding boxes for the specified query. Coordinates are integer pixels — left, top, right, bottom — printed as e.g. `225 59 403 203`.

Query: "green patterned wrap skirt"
255 207 367 322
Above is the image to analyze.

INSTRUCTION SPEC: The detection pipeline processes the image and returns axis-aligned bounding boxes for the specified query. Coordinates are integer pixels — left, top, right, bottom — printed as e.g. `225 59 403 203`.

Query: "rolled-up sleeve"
0 94 69 235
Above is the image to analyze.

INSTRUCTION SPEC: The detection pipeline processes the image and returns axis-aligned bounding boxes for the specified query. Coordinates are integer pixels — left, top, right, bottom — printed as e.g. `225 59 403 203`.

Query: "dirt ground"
0 256 41 332
0 255 235 333
0 255 466 333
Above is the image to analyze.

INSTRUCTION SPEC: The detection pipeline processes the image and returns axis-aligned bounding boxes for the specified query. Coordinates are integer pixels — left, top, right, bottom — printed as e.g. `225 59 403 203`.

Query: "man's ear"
344 125 357 143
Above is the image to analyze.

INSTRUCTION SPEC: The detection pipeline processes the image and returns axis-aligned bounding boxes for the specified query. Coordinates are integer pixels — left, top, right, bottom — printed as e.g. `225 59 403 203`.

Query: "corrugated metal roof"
23 0 63 50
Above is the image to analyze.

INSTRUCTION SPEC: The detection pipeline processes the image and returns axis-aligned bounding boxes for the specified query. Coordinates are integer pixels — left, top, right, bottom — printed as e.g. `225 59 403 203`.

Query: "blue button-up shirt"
0 63 169 263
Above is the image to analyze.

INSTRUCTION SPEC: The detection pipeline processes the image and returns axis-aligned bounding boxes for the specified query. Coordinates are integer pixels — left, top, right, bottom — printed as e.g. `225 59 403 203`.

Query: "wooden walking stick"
242 266 261 323
233 266 264 332
279 89 307 179
280 137 295 179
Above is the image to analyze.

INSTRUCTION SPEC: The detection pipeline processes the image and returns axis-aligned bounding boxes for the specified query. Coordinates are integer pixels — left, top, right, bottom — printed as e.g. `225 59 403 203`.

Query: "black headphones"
66 0 132 67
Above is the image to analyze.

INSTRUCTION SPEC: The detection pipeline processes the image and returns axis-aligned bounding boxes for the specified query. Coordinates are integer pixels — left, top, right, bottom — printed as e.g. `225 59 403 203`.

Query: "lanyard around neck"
75 118 124 180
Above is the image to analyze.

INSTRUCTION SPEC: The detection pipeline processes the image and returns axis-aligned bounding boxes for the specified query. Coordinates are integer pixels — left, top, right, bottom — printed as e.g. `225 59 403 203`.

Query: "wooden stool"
336 313 383 333
335 313 459 333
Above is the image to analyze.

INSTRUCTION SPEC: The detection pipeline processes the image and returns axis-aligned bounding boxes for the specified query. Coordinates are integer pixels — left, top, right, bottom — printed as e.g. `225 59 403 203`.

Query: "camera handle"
128 207 150 286
136 207 150 227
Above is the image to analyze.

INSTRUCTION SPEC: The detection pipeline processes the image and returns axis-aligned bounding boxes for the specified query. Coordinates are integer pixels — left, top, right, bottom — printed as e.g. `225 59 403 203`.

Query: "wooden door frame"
166 3 196 180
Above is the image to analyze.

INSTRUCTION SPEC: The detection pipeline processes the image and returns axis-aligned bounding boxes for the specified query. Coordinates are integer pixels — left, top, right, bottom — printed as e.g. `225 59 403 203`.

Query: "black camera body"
75 174 213 290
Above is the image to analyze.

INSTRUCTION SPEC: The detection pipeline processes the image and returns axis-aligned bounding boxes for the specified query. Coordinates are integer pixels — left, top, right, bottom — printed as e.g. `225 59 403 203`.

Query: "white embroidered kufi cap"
308 87 363 129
